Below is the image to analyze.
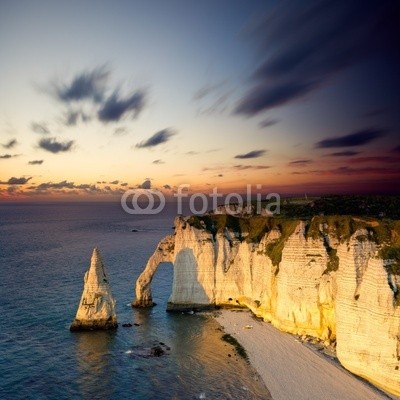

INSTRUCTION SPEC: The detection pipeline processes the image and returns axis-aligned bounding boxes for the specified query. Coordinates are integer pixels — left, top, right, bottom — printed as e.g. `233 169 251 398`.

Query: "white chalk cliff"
71 248 118 331
134 216 400 396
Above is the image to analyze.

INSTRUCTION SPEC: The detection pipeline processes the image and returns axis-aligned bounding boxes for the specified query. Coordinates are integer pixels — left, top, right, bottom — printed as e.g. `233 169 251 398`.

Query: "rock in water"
70 248 118 331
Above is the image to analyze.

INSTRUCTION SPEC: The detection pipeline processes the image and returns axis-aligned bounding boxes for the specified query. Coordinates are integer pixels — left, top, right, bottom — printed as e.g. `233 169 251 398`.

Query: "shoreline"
215 309 398 400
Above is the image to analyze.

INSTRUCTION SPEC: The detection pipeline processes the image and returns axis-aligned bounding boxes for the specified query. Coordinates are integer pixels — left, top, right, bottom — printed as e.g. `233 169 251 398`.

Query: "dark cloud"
348 156 399 164
28 160 44 165
234 164 271 170
235 1 399 116
54 66 109 103
136 129 176 149
234 149 266 159
76 184 99 191
218 174 223 177
315 128 386 148
98 90 146 122
311 166 400 176
259 118 279 128
109 180 119 184
163 184 171 190
152 159 165 165
36 180 75 190
185 151 199 156
23 180 126 196
64 110 91 126
362 107 388 118
0 154 19 159
139 179 151 189
114 127 128 136
120 182 128 187
65 111 79 126
288 159 313 166
31 122 50 134
0 176 32 185
38 137 74 153
327 151 360 157
2 139 18 149
392 145 400 153
235 81 315 115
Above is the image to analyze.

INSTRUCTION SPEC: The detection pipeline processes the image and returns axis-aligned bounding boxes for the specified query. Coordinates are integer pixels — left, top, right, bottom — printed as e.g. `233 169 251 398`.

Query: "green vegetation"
264 220 298 266
325 248 339 273
305 215 399 246
280 195 400 219
221 333 248 361
380 246 400 275
187 214 299 265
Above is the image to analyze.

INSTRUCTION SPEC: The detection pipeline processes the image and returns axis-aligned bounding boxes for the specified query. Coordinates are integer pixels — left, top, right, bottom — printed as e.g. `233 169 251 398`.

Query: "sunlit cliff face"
134 215 400 396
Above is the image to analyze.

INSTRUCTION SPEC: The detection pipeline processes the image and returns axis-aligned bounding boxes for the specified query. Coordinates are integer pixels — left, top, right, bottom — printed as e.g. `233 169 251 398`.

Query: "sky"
1 0 399 201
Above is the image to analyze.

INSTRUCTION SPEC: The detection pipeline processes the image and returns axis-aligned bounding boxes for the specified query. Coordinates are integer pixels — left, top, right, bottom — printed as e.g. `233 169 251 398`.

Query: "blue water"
0 202 268 399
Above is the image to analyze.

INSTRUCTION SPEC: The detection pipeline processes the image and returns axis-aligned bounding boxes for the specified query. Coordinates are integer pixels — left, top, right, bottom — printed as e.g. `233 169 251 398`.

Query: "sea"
0 202 269 399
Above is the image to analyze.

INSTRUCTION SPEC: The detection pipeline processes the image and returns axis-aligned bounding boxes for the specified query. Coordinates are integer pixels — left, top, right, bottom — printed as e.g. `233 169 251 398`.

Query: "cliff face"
71 248 118 331
133 216 400 396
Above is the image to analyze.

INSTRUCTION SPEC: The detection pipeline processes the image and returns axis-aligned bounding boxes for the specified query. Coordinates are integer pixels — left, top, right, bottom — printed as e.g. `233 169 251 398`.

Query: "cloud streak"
259 118 279 128
315 128 386 148
288 159 312 166
31 122 50 134
235 81 315 115
348 156 400 164
0 176 32 185
2 139 18 149
28 160 44 165
234 164 271 170
98 90 146 122
63 109 91 126
38 137 74 153
234 1 398 116
0 154 19 159
311 166 400 176
327 151 360 157
36 180 75 190
136 129 176 149
234 149 266 159
392 145 400 153
53 65 109 103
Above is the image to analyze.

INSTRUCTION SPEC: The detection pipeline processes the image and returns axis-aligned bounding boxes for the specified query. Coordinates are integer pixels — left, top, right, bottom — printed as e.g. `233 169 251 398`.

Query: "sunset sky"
1 0 399 200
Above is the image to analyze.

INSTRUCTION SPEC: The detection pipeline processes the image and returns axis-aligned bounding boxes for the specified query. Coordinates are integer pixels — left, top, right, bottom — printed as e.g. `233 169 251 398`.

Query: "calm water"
0 202 268 399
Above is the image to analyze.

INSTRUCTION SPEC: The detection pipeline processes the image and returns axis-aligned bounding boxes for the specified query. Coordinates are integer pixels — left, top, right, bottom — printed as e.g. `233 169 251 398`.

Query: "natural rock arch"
132 235 175 307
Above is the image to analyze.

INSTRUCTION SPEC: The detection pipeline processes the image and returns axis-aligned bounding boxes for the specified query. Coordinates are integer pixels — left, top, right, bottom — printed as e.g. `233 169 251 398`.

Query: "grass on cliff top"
305 215 400 245
186 214 400 271
187 214 297 242
187 214 400 246
187 214 299 266
280 195 400 219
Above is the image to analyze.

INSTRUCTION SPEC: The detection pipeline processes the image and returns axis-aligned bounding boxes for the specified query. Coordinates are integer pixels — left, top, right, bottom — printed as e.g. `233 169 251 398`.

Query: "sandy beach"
216 310 397 400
